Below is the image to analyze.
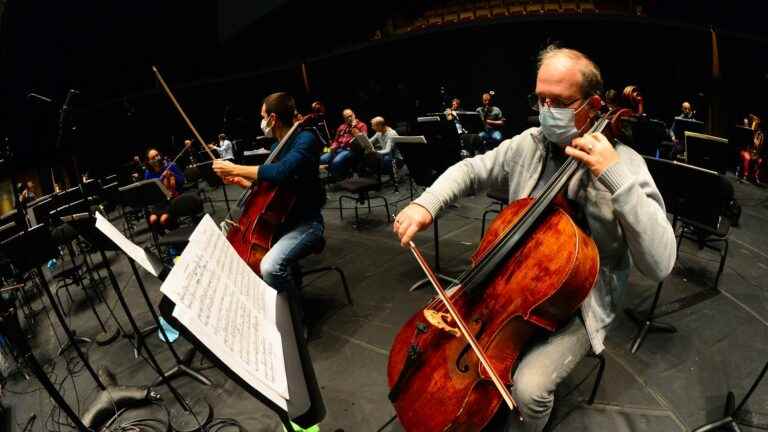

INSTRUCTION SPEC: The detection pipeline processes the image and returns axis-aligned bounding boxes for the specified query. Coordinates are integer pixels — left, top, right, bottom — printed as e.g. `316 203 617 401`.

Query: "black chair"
586 352 605 406
480 186 508 238
338 137 391 227
156 193 205 257
296 237 352 306
675 173 733 290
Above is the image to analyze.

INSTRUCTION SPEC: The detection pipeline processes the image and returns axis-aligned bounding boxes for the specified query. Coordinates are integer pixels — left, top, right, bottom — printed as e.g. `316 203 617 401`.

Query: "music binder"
94 214 325 430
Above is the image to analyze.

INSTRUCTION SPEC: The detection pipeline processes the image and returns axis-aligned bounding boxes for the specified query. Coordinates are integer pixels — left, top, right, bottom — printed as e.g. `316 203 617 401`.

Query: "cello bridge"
423 309 460 337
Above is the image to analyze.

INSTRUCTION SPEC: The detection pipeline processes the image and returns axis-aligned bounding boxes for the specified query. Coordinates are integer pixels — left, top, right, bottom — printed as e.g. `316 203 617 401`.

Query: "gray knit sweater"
413 127 676 353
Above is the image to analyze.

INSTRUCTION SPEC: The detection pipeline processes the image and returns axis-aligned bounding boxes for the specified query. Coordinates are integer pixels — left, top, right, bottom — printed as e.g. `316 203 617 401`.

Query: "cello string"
452 116 609 294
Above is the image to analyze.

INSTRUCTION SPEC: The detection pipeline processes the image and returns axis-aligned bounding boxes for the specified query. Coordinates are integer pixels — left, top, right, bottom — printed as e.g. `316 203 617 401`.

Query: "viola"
387 88 642 431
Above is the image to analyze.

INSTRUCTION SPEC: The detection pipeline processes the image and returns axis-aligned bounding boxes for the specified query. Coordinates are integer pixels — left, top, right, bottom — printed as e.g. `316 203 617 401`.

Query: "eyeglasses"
528 93 582 112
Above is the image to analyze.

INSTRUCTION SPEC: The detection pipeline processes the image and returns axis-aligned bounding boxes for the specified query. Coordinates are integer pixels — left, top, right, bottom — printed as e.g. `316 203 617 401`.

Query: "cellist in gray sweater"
393 46 676 432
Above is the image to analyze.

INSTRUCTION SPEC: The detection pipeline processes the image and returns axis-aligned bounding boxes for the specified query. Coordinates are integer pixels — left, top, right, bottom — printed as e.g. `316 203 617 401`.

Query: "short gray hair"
537 45 603 99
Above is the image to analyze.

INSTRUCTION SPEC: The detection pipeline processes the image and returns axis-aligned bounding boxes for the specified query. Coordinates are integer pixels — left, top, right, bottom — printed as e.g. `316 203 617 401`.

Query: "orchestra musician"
17 180 37 207
604 89 618 112
369 116 401 172
320 108 368 179
477 92 505 150
207 133 234 160
393 46 676 431
142 148 185 231
311 100 332 145
678 101 696 119
212 92 325 293
739 113 765 184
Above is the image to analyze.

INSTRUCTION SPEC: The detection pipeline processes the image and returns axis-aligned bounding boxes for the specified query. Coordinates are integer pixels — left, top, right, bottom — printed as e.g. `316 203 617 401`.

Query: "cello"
152 66 321 274
387 90 642 431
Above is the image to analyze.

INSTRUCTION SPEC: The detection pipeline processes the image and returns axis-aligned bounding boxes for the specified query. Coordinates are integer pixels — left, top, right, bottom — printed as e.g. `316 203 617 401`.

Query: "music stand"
118 179 172 252
1 225 108 388
685 131 731 174
65 212 212 430
624 116 673 159
415 115 462 174
48 201 122 348
625 157 723 353
456 111 484 134
0 291 91 431
394 135 460 292
157 290 325 431
671 117 704 143
29 196 54 228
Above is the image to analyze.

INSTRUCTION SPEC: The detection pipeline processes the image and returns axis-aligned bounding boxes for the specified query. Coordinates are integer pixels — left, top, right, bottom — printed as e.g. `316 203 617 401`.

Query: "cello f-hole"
455 318 484 373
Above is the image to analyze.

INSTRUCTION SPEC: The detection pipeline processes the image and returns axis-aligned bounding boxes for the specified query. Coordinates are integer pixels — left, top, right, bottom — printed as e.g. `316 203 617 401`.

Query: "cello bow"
407 241 520 415
152 65 217 162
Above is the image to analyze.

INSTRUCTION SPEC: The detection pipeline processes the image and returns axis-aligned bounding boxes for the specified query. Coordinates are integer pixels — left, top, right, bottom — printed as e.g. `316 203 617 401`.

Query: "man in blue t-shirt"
213 92 325 293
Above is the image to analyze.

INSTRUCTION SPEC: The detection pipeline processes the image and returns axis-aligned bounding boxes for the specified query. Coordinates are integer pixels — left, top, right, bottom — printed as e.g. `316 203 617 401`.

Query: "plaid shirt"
331 121 368 151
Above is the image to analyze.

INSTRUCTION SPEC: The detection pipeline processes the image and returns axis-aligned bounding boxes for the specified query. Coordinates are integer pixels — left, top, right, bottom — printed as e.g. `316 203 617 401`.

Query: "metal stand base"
170 398 212 432
94 328 120 346
692 360 768 432
624 308 677 354
127 324 158 359
152 347 213 387
56 332 92 357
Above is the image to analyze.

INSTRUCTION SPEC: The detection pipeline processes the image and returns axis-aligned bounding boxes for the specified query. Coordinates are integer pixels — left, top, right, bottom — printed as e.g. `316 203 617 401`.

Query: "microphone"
69 89 80 95
27 93 53 103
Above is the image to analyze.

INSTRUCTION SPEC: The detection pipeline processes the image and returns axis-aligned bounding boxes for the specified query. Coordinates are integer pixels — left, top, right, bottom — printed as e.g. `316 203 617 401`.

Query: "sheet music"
160 215 289 402
94 212 160 277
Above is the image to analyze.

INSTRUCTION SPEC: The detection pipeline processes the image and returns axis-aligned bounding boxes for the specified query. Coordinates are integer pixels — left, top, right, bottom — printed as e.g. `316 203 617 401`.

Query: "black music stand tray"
691 360 768 431
66 212 213 430
394 136 460 292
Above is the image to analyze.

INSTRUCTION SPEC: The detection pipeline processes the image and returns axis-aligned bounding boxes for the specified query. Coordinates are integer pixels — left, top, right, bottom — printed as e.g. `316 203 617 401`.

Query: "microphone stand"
55 90 81 189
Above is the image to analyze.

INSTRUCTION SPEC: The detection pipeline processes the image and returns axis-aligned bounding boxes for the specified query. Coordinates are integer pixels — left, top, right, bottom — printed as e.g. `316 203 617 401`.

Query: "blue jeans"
479 129 503 150
259 219 325 293
320 149 355 177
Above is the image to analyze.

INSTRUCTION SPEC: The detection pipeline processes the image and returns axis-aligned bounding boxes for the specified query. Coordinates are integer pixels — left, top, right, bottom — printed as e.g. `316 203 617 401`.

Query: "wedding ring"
587 143 593 152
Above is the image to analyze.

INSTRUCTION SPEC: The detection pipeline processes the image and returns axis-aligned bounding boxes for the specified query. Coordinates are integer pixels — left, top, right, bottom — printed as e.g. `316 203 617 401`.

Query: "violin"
159 166 178 197
387 88 642 431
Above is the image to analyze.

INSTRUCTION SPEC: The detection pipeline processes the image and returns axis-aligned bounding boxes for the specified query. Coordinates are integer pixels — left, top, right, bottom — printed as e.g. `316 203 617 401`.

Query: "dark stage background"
1 0 768 194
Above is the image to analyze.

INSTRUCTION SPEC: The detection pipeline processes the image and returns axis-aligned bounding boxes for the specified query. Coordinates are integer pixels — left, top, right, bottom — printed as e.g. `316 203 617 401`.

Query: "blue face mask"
538 101 587 145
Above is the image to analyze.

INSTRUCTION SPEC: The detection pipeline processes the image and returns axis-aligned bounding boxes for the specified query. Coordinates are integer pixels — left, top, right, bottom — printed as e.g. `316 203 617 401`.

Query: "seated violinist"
142 148 185 231
212 92 325 293
320 108 368 178
394 46 676 432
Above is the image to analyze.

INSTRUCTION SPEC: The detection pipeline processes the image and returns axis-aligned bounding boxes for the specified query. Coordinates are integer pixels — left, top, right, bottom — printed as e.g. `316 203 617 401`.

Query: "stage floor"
3 174 768 431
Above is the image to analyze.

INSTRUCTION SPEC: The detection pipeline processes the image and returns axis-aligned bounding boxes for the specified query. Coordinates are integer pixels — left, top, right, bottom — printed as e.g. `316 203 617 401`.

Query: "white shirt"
212 139 234 160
